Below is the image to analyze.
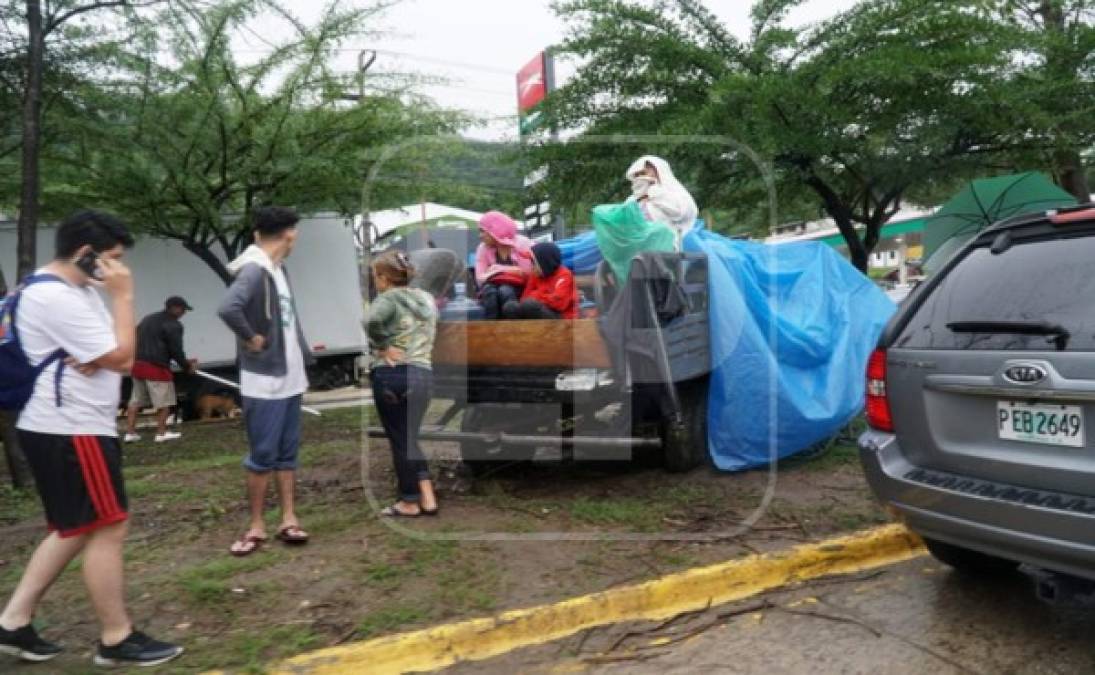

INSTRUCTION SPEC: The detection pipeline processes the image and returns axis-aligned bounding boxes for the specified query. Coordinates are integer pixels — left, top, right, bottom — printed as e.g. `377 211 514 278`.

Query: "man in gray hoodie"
217 207 314 556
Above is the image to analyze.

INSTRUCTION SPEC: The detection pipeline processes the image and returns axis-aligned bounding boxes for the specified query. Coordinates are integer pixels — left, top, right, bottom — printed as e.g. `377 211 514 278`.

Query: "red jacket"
521 266 579 319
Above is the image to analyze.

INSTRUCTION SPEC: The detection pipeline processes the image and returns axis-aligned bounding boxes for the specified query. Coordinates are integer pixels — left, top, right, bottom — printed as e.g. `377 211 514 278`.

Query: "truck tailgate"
432 319 612 369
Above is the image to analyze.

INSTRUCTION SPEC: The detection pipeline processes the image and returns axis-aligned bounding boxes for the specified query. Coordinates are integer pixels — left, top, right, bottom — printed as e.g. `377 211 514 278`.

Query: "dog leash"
193 369 323 417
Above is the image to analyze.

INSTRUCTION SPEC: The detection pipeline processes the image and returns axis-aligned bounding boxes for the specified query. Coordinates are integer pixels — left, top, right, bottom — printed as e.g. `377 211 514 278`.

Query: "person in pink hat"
474 212 534 319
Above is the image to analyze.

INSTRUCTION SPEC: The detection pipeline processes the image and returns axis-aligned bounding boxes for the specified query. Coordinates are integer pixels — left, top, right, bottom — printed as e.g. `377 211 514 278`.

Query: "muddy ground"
0 405 886 673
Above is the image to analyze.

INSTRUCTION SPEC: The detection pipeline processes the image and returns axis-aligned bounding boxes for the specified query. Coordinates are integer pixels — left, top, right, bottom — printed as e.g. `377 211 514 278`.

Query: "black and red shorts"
17 430 129 538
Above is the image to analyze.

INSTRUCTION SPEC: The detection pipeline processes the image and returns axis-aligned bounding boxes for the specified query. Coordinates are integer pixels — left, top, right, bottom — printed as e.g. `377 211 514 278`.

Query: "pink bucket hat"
478 211 519 247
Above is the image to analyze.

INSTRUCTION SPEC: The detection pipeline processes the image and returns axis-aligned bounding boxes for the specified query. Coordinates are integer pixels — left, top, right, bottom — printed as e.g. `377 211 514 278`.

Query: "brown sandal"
229 534 266 557
276 525 309 545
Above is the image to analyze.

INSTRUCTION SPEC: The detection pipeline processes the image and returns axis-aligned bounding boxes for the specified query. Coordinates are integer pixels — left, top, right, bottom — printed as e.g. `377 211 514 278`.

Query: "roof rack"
1049 204 1095 225
978 202 1095 236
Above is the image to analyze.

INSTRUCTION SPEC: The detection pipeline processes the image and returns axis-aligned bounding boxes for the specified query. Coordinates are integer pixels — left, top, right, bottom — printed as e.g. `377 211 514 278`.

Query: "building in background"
766 206 935 278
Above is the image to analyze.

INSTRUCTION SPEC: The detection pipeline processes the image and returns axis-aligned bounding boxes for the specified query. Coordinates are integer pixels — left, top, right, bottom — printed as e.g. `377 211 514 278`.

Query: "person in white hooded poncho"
626 156 699 250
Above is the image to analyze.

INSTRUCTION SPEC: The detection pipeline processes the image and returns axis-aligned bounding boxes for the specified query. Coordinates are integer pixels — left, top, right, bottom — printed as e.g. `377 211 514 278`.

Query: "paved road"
448 557 1095 674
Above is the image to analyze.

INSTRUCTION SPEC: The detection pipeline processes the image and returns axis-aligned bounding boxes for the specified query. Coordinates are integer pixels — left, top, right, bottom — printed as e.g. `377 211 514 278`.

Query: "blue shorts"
242 395 302 473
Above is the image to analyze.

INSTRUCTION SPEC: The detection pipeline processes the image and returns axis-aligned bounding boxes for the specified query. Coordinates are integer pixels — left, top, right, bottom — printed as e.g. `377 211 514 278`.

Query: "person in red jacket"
502 242 579 320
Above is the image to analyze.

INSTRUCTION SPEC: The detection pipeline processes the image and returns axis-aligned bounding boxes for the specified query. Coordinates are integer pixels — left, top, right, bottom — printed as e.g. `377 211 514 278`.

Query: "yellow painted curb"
249 525 924 674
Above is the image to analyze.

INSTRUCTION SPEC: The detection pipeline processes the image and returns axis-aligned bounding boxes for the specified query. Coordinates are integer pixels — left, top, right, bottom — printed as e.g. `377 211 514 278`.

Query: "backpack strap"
11 274 69 407
46 349 66 407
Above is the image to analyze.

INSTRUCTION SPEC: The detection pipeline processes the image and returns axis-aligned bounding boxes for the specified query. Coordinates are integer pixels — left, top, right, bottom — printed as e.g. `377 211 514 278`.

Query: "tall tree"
52 0 462 283
994 0 1094 201
12 0 163 279
538 0 1025 271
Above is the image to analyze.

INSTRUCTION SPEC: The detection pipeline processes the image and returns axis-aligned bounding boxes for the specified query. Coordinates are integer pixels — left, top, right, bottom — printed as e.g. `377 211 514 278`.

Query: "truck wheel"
661 381 708 473
923 538 1019 576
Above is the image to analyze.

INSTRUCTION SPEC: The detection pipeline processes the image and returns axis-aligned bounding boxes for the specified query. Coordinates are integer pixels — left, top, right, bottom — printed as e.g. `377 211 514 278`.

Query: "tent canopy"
923 172 1076 272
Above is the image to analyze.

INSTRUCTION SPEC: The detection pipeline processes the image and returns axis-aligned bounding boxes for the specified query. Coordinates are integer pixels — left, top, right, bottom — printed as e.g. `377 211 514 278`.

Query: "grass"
177 555 278 606
363 561 404 589
569 497 665 531
170 624 321 675
0 484 39 525
437 558 500 614
356 605 429 639
791 443 861 473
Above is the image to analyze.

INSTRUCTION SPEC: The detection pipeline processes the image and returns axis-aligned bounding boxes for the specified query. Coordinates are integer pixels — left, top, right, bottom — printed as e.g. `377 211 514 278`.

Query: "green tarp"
592 201 676 281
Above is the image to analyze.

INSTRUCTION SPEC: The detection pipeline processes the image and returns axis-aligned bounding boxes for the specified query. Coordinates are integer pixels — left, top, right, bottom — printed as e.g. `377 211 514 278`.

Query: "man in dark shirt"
123 296 197 443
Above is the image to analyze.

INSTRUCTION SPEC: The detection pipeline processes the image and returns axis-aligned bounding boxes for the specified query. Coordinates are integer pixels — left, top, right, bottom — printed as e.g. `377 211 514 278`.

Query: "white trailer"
0 213 365 387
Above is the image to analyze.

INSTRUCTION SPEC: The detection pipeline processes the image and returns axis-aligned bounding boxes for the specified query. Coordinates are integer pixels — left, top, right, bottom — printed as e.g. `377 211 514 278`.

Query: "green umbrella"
923 172 1077 273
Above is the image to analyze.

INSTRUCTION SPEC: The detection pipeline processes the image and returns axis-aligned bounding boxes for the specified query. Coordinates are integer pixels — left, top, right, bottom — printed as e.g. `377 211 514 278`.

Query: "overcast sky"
239 0 861 140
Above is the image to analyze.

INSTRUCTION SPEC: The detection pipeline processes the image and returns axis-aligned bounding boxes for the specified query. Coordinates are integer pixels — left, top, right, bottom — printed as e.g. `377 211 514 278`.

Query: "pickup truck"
367 251 712 473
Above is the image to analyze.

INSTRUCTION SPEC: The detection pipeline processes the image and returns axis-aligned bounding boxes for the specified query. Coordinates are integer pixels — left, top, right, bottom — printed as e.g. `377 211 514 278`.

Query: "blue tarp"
558 230 603 275
683 229 896 471
557 223 895 471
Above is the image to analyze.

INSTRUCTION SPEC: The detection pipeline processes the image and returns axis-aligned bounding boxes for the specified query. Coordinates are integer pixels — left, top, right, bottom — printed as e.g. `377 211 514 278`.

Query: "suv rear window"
895 233 1095 352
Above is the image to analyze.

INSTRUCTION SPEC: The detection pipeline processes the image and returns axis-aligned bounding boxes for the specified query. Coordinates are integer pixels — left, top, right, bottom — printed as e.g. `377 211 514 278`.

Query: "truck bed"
432 319 612 369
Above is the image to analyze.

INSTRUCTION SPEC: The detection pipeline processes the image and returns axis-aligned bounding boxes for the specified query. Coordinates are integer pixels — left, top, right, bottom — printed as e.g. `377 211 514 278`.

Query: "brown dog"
194 393 241 421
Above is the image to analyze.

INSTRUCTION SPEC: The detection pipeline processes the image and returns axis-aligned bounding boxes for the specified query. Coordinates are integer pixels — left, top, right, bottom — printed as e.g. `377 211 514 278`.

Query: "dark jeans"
502 299 561 320
371 365 433 502
479 282 521 320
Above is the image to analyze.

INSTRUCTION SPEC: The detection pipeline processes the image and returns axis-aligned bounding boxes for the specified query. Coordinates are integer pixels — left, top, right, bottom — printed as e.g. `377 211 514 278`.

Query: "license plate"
997 402 1084 448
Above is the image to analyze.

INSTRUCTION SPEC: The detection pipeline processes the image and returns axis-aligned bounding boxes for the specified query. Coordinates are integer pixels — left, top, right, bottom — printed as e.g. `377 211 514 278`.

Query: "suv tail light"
866 349 894 432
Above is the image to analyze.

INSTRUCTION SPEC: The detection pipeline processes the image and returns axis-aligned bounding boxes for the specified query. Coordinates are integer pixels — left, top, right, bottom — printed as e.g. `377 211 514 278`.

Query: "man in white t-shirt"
217 207 313 556
0 211 182 667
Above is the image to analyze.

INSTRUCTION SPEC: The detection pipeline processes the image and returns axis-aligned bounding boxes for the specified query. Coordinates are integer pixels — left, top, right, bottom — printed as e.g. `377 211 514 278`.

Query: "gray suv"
859 204 1095 584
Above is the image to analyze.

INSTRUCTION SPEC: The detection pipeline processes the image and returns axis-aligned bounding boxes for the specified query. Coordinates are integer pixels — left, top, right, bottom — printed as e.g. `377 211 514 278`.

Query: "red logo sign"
517 52 547 114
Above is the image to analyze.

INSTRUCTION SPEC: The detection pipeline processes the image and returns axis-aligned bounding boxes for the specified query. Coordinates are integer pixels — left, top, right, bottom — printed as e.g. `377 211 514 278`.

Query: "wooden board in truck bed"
432 319 612 369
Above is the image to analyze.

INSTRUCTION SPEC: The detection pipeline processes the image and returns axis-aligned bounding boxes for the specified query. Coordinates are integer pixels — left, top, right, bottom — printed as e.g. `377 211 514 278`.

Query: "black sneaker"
0 623 63 662
94 630 183 668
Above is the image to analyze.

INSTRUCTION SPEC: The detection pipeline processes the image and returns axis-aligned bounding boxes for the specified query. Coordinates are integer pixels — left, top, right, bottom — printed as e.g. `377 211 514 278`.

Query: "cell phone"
75 251 102 280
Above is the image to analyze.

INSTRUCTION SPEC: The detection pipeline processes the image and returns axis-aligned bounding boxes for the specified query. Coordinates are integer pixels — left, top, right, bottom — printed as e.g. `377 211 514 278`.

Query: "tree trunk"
1038 2 1091 203
182 240 233 286
0 264 31 489
0 410 30 489
16 0 44 280
1056 149 1091 203
805 174 870 273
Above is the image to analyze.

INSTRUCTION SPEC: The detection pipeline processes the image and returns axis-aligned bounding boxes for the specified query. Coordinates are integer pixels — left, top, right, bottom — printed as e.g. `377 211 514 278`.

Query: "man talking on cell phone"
0 211 183 667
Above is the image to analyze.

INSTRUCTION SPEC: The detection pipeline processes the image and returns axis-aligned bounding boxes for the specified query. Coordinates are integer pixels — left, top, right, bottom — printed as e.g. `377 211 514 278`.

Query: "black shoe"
0 623 63 662
94 630 183 668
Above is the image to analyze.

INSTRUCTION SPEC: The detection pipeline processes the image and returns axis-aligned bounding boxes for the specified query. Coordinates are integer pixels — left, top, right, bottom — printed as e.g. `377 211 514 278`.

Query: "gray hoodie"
365 287 437 370
217 245 314 377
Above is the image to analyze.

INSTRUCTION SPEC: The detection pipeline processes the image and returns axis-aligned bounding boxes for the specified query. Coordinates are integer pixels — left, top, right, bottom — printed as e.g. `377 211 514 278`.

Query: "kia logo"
1004 364 1047 385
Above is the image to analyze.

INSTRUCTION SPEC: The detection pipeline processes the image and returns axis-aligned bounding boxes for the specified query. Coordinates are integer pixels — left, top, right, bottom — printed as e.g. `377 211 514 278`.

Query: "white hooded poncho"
626 156 699 250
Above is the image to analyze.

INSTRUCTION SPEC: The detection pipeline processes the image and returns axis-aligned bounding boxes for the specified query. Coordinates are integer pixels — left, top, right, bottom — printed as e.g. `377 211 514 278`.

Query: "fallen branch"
715 599 776 621
583 650 670 665
795 569 887 590
649 599 714 633
333 626 359 645
774 606 883 637
569 624 600 656
604 600 714 653
605 599 773 655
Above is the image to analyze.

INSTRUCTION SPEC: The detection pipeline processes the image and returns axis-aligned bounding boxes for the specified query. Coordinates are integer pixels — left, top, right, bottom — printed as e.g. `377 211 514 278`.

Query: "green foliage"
365 139 525 216
44 0 464 282
538 0 1093 269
